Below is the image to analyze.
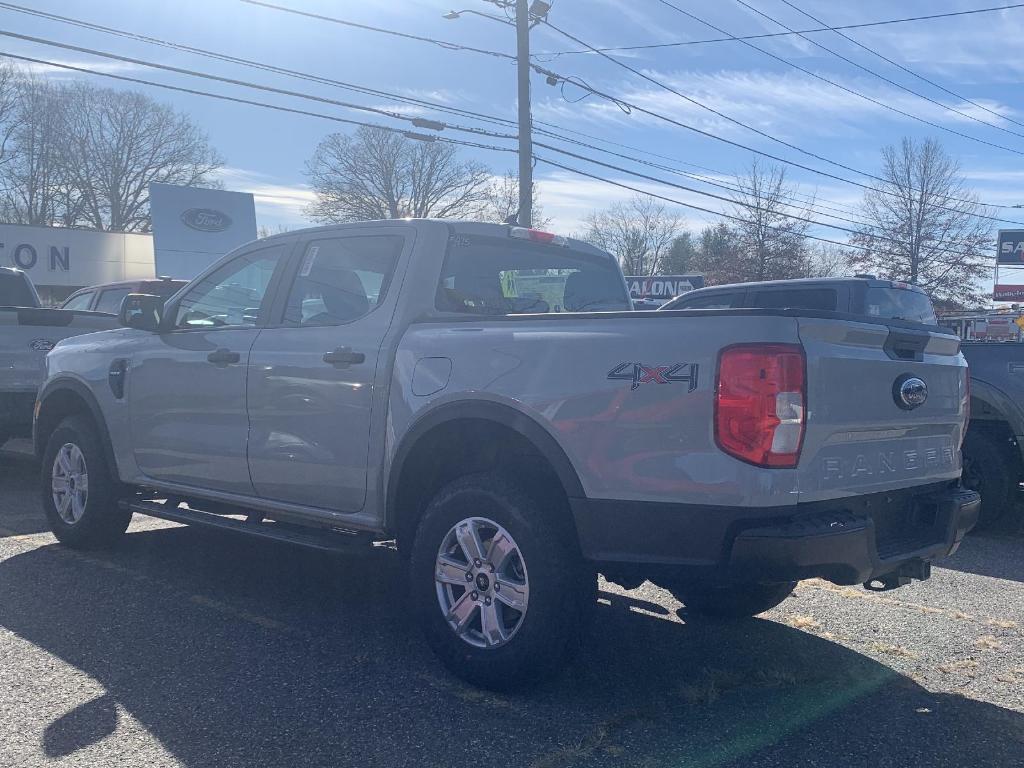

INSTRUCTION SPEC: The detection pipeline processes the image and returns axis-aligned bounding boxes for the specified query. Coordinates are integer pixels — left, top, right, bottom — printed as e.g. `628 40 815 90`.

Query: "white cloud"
215 167 316 230
17 58 148 79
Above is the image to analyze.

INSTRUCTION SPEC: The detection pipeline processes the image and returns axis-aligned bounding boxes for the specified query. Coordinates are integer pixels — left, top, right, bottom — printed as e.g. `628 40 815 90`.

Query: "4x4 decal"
607 362 699 391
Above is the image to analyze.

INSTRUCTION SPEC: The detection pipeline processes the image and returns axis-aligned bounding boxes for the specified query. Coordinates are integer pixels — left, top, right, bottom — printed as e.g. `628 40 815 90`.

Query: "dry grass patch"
937 659 980 676
975 635 1004 651
869 641 917 659
785 614 822 630
986 618 1018 630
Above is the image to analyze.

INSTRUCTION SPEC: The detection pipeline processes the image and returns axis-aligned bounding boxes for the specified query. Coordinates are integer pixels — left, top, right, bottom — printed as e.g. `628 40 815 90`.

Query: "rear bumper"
571 483 980 586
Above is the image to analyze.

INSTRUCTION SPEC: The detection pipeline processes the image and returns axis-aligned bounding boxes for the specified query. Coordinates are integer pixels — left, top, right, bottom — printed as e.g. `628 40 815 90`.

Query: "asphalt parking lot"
2 442 1023 768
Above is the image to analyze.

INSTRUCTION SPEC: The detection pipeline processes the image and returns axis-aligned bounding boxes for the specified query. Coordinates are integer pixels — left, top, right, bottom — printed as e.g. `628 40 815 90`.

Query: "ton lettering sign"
1 241 70 272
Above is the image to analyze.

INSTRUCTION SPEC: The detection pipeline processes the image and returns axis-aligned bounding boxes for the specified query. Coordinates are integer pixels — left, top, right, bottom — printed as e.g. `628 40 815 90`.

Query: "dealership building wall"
0 223 155 305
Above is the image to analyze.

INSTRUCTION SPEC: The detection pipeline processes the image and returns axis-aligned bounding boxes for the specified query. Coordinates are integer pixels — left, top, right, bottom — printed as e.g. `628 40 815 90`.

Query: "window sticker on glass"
299 246 320 277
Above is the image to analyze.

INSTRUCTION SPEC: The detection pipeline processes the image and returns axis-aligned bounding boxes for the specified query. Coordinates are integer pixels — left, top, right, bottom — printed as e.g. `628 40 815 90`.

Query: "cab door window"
173 246 284 329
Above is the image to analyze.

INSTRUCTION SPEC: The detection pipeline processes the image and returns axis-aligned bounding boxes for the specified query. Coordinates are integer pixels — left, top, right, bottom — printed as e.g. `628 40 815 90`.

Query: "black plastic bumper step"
119 499 374 553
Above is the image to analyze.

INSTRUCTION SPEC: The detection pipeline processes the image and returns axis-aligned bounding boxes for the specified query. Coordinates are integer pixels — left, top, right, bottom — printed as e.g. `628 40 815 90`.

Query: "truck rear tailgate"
797 317 967 502
0 308 118 392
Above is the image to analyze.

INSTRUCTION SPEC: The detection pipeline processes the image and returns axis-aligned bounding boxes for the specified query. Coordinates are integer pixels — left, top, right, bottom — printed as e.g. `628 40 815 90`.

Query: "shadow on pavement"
941 529 1024 583
1 525 1022 768
0 447 49 537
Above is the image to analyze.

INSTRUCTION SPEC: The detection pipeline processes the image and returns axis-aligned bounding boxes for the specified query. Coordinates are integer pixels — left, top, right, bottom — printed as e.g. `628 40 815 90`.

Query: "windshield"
0 271 37 307
437 234 629 315
865 286 937 325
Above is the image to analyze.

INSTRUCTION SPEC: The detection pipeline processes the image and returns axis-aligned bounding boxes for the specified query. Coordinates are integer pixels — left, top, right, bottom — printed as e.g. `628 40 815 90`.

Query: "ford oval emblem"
894 375 928 410
181 208 232 232
29 338 55 352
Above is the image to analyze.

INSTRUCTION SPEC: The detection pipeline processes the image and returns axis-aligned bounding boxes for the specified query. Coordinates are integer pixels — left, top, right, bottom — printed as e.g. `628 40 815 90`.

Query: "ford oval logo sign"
181 208 232 232
894 375 928 410
29 338 55 352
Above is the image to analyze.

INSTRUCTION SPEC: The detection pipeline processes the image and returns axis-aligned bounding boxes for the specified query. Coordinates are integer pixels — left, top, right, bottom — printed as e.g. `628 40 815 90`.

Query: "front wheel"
409 473 593 691
41 415 131 548
666 580 796 619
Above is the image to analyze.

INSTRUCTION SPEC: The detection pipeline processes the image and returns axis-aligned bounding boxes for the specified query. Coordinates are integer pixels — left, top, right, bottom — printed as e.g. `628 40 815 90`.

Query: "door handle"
323 348 365 366
207 348 241 365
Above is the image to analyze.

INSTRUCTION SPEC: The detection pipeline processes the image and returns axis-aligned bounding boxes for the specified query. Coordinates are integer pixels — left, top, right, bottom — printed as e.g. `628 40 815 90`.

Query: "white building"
0 223 154 306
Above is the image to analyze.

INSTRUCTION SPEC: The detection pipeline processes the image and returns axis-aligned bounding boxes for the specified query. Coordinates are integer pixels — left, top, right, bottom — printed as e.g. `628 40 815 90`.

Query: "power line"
731 0 1024 141
0 51 984 267
653 0 1024 156
0 1 516 130
236 0 515 60
537 3 1024 57
0 2 863 222
777 0 1024 132
0 50 517 155
538 20 1024 224
535 142 990 264
0 30 517 141
536 155 988 268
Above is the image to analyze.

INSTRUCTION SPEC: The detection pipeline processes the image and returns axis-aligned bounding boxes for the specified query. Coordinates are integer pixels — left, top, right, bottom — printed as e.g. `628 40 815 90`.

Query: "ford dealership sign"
180 208 233 233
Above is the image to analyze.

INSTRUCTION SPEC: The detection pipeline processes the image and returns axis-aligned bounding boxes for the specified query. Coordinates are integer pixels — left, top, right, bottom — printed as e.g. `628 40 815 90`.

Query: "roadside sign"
625 274 705 301
997 230 1024 264
994 285 1024 301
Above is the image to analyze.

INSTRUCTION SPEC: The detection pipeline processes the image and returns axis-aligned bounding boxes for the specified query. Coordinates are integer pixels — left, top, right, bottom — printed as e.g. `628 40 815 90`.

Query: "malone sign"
625 274 705 302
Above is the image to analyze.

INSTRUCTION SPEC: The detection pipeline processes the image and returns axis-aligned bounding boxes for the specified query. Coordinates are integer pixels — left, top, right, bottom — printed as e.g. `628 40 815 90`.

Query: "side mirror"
119 293 164 332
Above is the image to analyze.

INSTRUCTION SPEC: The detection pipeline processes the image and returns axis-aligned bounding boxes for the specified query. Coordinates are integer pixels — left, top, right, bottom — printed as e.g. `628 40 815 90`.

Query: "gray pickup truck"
664 277 1022 528
34 221 978 689
959 342 1024 527
0 267 118 448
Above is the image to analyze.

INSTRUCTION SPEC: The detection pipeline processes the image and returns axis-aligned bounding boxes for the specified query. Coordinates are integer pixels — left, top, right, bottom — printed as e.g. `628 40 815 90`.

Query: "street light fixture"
443 2 539 226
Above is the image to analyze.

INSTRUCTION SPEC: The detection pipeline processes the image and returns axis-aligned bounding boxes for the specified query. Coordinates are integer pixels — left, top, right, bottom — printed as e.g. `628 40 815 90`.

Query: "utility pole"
515 0 533 227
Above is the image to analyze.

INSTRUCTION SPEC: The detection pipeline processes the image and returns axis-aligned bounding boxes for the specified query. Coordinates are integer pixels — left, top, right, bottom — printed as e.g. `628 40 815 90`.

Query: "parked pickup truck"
959 342 1024 527
34 221 979 689
663 277 1020 528
1 267 118 448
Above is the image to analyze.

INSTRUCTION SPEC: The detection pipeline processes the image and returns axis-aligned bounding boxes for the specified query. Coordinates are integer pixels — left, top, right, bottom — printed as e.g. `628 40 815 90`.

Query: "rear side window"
282 235 402 326
750 288 837 311
0 272 37 306
61 291 95 311
94 288 133 314
667 292 742 310
865 287 937 325
437 234 629 315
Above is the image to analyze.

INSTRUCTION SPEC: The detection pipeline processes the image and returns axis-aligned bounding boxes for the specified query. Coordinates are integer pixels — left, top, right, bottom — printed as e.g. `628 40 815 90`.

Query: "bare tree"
59 83 222 232
729 159 812 281
848 138 991 307
478 171 550 227
0 76 74 226
306 127 491 222
583 194 684 275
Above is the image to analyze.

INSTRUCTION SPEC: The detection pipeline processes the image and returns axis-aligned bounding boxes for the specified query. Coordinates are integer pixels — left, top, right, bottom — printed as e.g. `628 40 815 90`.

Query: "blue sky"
7 0 1024 264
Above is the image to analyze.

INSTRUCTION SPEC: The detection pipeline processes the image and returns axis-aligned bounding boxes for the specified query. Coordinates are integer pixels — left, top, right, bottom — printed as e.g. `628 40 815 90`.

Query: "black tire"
667 580 796 619
409 472 594 691
962 429 1014 529
41 415 131 549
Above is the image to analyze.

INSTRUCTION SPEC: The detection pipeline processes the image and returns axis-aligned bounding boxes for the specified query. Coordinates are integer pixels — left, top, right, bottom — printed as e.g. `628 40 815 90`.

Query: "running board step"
119 499 375 553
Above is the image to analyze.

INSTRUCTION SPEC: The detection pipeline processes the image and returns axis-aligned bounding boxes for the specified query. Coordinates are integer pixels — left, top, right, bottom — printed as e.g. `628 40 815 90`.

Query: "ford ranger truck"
33 221 979 690
0 267 118 448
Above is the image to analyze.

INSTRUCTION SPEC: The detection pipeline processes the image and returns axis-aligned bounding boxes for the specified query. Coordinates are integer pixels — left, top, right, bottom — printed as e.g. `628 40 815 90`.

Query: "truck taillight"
715 344 806 468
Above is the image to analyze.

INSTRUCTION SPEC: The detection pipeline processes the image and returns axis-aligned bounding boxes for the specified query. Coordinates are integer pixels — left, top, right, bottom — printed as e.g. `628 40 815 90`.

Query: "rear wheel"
962 429 1015 529
41 415 130 548
665 580 796 619
409 472 593 690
